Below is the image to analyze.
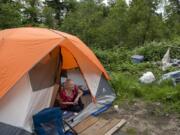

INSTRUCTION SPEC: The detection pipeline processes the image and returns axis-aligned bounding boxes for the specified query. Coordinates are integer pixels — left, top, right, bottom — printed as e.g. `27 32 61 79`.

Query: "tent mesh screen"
29 48 60 91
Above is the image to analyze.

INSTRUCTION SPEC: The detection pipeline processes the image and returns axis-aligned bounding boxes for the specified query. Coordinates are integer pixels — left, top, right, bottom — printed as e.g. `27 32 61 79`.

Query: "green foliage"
111 72 180 113
126 128 137 135
59 0 179 48
93 41 180 87
42 6 56 28
22 0 41 26
110 73 143 100
93 47 131 70
127 0 166 46
134 40 180 61
60 0 106 46
0 0 179 48
94 0 129 48
165 0 180 36
95 40 180 113
45 0 77 26
0 1 22 28
0 0 77 29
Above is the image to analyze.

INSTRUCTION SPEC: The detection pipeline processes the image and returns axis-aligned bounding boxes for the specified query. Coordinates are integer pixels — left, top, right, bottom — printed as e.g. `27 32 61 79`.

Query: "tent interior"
60 68 92 108
0 46 115 134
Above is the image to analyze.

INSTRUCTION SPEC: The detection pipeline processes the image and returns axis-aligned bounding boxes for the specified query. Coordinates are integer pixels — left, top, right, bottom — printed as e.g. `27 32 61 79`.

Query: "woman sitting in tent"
59 79 84 112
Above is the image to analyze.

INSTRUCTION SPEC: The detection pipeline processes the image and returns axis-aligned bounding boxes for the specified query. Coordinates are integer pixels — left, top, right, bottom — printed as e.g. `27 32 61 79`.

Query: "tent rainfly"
0 28 115 134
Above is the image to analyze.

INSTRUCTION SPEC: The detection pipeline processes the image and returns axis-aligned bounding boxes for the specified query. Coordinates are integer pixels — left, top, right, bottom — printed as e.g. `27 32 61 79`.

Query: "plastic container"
131 55 144 63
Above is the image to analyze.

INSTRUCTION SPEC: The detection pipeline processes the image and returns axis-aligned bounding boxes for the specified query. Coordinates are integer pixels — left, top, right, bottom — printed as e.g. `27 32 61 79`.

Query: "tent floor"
73 116 126 135
61 94 92 123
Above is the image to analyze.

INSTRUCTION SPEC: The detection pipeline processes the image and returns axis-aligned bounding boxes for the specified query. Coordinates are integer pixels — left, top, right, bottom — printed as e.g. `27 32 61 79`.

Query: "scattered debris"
161 71 180 80
162 48 180 70
139 71 156 84
171 59 180 67
131 55 144 63
114 105 119 111
162 48 171 71
160 71 180 85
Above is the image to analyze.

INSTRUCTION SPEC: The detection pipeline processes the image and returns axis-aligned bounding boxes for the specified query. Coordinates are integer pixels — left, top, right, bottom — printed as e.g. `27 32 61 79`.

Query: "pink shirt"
59 85 78 108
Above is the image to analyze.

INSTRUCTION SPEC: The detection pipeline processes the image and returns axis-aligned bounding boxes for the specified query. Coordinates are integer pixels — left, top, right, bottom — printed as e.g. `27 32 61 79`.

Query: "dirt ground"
101 100 180 135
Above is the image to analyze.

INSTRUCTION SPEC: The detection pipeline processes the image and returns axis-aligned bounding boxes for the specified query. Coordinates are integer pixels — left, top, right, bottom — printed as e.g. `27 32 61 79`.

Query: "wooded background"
1 0 179 49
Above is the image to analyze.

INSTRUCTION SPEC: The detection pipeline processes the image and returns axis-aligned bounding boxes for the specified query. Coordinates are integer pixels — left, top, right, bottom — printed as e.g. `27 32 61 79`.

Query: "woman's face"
64 80 74 91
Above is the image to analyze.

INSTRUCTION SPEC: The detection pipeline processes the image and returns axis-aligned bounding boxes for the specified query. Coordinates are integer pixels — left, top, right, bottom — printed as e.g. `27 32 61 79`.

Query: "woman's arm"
74 88 83 103
61 101 74 105
59 97 74 105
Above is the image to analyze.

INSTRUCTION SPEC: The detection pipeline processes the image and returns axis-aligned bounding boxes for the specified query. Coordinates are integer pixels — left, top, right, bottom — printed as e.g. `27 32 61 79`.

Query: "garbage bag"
139 72 156 84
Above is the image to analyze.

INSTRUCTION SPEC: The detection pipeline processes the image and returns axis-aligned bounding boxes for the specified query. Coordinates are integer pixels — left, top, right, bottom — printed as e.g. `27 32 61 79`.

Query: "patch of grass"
110 72 180 114
126 127 137 135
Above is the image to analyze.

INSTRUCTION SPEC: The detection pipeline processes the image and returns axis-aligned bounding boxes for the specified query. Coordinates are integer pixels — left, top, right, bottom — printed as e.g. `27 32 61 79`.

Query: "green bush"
110 73 143 101
133 40 180 61
94 40 180 69
93 47 132 71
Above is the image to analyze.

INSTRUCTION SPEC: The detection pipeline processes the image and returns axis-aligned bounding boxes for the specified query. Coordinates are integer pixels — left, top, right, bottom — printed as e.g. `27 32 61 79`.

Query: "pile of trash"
133 48 180 86
162 48 180 71
160 71 180 86
139 71 156 84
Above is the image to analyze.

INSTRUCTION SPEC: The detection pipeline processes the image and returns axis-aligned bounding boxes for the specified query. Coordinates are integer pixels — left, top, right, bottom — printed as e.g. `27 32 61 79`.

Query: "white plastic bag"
162 48 171 71
139 72 156 84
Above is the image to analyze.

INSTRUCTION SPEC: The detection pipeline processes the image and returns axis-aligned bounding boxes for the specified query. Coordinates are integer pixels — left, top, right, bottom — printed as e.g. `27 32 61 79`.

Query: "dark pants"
54 98 84 113
64 99 84 113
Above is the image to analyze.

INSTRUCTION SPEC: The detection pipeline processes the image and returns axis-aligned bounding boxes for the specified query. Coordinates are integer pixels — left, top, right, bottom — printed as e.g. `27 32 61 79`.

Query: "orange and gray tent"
0 27 115 134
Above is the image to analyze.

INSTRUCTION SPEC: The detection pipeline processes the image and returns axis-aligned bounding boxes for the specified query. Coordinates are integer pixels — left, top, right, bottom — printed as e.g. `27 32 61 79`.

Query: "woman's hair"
64 79 74 90
65 78 72 83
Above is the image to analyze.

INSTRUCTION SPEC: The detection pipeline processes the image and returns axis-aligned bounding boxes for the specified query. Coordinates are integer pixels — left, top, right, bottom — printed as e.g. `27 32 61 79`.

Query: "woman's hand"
73 88 83 105
61 101 74 105
74 97 79 104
